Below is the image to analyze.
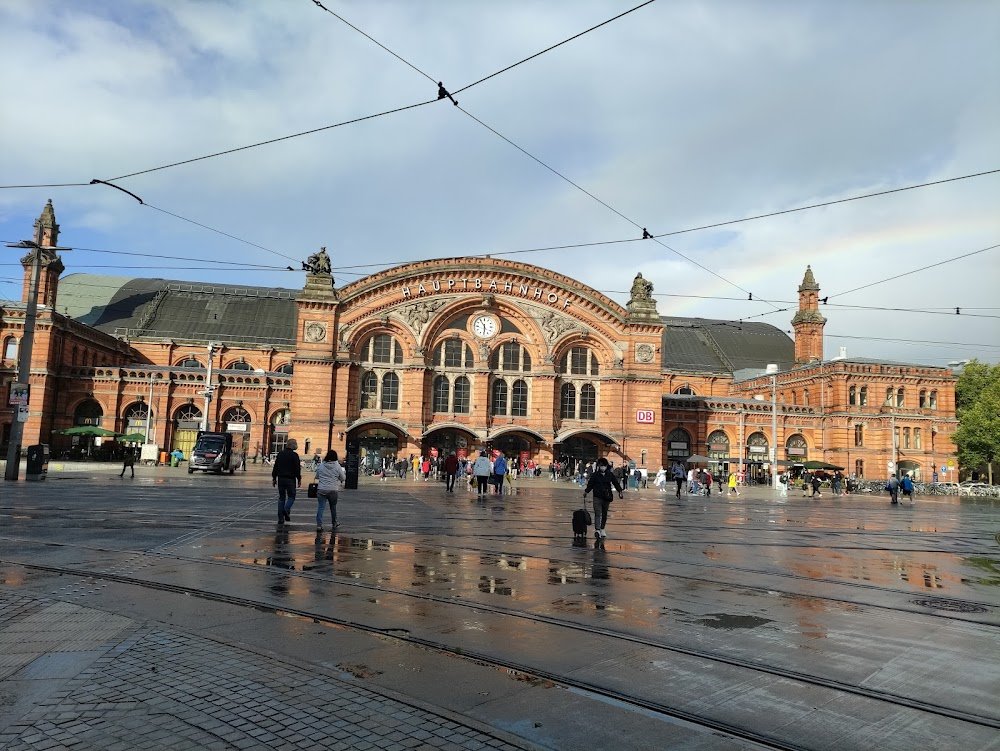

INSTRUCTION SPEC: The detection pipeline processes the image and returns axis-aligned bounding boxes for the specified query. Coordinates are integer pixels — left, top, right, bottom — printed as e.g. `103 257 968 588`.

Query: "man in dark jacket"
583 457 624 539
443 451 459 493
272 438 301 523
886 473 900 504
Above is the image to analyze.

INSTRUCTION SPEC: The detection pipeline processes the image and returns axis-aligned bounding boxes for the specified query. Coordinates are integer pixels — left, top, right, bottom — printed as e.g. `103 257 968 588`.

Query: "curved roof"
58 274 298 346
661 316 794 374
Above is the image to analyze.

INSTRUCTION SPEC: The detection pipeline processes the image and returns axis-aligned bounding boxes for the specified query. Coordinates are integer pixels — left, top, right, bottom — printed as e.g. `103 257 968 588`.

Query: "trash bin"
171 454 179 467
159 451 168 465
26 444 49 481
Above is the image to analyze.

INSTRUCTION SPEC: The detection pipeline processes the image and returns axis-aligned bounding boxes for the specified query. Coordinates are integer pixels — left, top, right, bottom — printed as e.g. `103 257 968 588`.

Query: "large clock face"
471 315 499 339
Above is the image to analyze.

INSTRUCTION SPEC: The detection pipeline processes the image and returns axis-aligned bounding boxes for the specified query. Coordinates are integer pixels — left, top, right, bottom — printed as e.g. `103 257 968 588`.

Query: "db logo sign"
636 409 655 424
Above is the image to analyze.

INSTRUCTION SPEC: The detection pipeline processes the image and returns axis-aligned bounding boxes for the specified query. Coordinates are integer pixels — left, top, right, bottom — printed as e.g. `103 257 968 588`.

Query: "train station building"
1 202 958 480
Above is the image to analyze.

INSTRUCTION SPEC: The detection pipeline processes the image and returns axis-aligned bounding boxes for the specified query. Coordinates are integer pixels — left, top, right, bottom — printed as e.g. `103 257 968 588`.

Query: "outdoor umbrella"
685 454 713 464
117 432 148 442
60 426 118 437
802 460 845 471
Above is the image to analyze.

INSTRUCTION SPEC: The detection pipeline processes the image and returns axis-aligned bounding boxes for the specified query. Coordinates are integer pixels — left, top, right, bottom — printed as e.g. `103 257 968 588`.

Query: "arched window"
124 402 150 434
275 363 294 375
561 346 599 376
849 386 857 405
903 427 911 448
919 389 927 408
380 372 400 410
706 430 729 460
803 390 810 406
560 383 576 419
785 433 808 460
896 387 904 408
929 390 938 409
579 383 596 420
511 379 528 417
667 428 691 460
361 334 403 364
491 379 508 416
453 376 470 414
854 424 864 446
495 342 531 372
178 357 202 368
360 371 378 409
432 376 450 413
3 337 17 361
914 427 922 448
226 360 253 370
860 385 868 406
434 339 473 368
886 387 893 405
674 386 695 395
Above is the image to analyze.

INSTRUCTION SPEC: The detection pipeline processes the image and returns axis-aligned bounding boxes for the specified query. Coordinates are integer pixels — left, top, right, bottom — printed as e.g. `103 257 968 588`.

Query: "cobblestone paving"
0 597 529 751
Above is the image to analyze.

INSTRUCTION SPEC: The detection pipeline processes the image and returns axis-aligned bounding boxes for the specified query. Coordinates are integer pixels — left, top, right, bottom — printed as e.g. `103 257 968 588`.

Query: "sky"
1 0 998 367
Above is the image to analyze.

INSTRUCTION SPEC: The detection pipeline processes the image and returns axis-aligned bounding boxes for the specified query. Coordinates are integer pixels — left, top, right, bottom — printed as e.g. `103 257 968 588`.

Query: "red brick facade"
0 203 958 480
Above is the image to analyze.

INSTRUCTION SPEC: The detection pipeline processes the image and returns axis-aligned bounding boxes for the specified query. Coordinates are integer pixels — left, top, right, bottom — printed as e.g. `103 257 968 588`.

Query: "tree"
953 360 1000 483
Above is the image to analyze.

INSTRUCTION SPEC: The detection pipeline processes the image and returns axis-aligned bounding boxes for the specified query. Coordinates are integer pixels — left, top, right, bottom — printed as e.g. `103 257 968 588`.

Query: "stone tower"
21 200 65 309
791 265 826 364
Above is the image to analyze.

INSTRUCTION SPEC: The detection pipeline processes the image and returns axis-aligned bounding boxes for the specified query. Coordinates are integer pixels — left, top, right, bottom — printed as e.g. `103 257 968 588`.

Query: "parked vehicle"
188 431 243 474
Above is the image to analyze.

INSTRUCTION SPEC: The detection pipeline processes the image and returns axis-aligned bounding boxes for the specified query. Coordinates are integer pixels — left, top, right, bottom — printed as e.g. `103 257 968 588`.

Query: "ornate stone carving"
303 321 327 343
539 310 579 343
613 357 624 369
478 342 491 362
635 343 655 363
401 300 446 334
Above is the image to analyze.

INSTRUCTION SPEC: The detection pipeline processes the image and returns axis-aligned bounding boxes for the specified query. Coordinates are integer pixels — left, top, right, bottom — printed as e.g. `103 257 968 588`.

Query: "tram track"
2 489 999 749
2 536 998 735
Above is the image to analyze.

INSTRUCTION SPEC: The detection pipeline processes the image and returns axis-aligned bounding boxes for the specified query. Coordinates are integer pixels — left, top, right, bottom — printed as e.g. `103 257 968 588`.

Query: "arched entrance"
897 460 921 480
423 427 477 462
706 429 731 475
223 406 252 459
745 431 769 483
68 399 105 458
123 402 151 440
555 434 606 476
350 426 401 474
268 409 290 457
666 427 691 462
171 404 203 459
785 434 808 462
492 433 531 469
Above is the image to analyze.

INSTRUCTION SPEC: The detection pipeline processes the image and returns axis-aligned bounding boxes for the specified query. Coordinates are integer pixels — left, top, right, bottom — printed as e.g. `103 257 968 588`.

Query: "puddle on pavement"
962 557 1000 586
695 613 772 630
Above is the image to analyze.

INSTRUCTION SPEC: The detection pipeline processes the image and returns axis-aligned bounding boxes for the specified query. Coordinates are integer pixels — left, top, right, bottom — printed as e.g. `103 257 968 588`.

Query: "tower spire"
791 265 826 364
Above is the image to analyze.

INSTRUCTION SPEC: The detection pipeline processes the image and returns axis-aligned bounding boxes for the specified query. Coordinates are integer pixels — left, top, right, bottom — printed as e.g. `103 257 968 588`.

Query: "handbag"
307 483 318 498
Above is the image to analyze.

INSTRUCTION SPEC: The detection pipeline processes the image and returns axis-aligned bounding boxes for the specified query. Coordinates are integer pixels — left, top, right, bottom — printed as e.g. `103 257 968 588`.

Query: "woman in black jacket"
583 458 624 539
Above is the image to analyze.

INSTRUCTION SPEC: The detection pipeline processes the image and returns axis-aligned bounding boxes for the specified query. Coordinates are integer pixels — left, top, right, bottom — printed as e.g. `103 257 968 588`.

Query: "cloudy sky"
2 0 998 366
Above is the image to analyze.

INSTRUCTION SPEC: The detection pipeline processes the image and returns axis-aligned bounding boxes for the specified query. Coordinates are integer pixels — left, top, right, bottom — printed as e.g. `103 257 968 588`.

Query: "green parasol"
60 426 118 437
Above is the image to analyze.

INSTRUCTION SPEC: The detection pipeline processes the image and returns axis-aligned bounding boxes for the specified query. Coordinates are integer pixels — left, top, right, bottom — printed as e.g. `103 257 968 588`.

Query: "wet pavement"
0 465 998 750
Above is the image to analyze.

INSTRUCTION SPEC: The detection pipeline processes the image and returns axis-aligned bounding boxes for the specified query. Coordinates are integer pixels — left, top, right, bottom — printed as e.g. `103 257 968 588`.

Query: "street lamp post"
767 364 779 491
4 239 71 481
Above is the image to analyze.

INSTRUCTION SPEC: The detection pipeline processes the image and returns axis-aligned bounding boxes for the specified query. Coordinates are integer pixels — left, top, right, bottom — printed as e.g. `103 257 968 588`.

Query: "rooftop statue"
307 247 332 276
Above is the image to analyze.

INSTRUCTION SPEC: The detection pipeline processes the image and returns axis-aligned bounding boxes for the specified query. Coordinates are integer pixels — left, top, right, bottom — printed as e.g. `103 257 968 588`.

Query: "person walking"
801 471 811 497
314 450 346 531
119 445 136 478
900 473 915 503
272 438 301 524
654 466 667 493
886 473 900 504
727 471 740 497
493 453 508 494
472 450 492 497
671 462 686 498
443 450 459 492
702 469 713 497
412 455 420 480
811 473 823 498
583 457 624 539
